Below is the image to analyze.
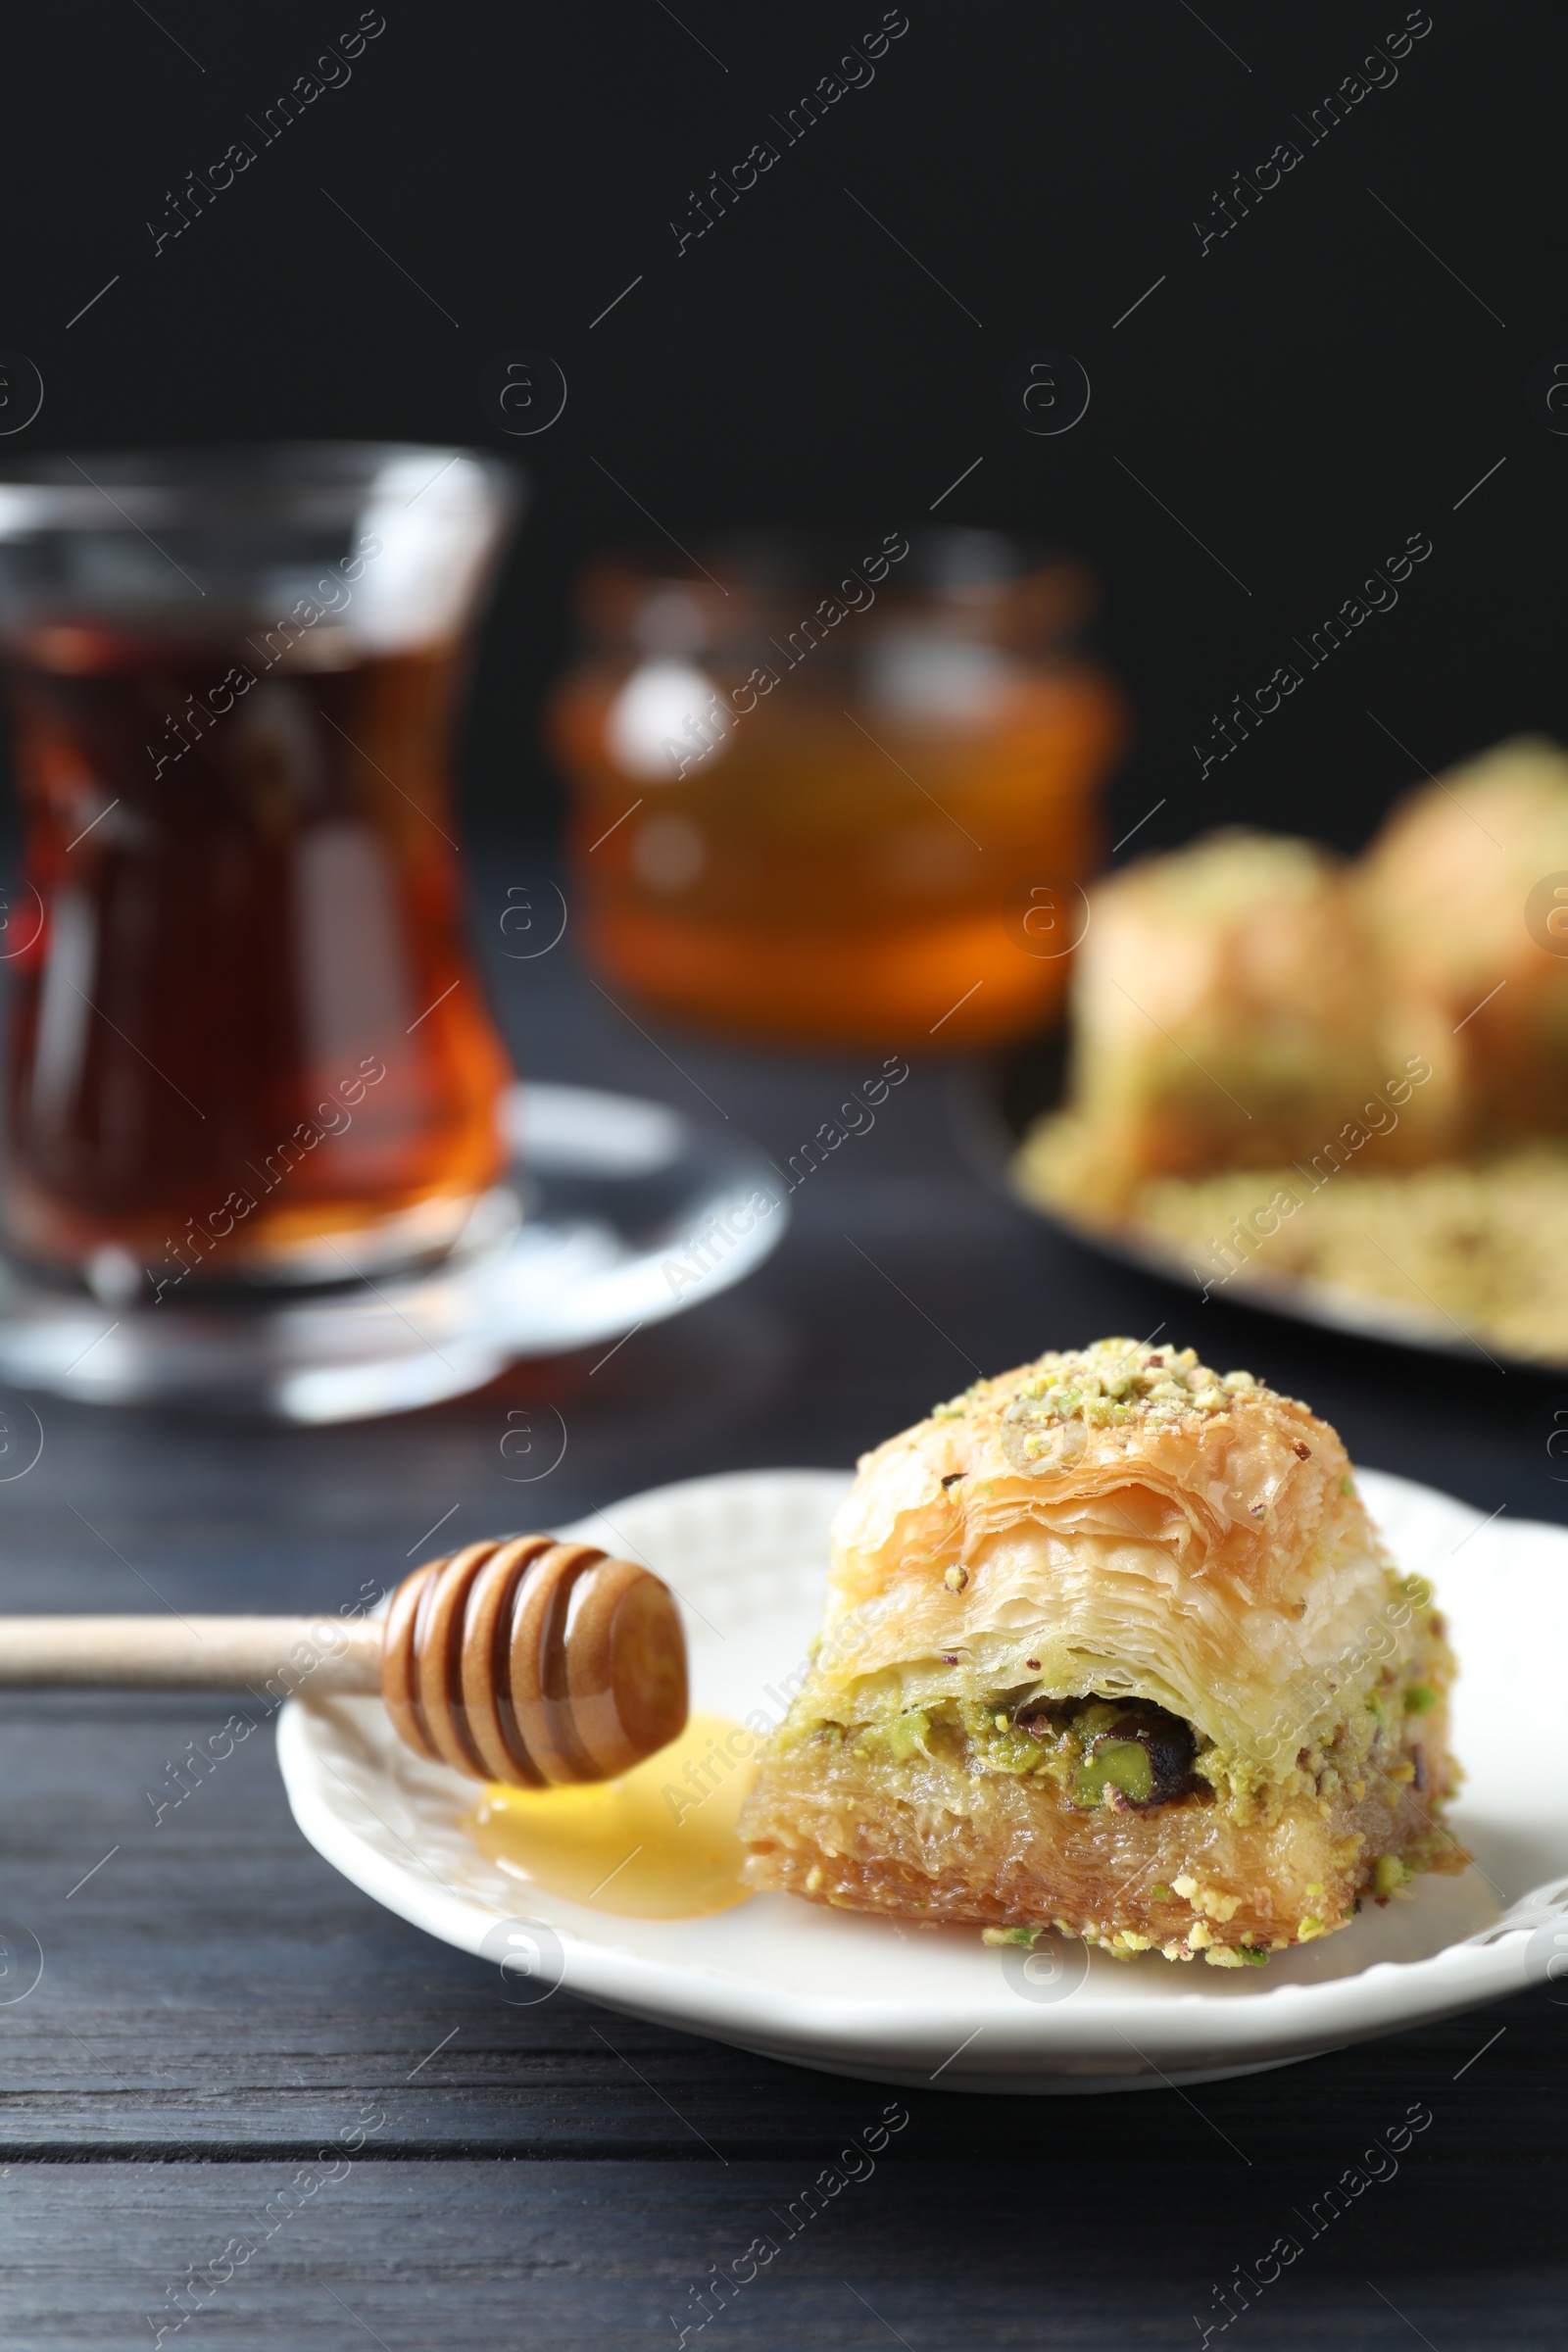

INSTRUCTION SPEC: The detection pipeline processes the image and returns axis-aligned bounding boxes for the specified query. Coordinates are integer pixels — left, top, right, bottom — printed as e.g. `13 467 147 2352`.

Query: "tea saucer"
0 1083 785 1422
279 1464 1568 2093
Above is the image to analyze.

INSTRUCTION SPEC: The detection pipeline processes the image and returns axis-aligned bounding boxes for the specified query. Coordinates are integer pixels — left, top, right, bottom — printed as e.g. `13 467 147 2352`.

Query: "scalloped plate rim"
277 1464 1561 2092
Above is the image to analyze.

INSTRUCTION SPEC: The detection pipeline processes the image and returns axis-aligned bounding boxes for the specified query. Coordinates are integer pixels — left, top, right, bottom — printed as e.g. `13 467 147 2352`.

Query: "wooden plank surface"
4 2154 1568 2351
0 932 1562 2344
0 1675 1553 2165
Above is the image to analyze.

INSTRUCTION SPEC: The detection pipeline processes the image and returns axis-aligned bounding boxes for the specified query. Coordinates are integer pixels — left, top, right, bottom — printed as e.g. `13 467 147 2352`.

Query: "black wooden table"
2 876 1563 2350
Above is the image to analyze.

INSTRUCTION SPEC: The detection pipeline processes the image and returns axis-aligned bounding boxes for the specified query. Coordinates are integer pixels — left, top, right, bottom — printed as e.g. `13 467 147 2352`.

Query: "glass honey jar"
548 530 1125 1050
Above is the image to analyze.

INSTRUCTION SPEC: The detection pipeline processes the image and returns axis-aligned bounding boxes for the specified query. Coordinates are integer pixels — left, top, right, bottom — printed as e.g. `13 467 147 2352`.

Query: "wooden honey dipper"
0 1535 689 1787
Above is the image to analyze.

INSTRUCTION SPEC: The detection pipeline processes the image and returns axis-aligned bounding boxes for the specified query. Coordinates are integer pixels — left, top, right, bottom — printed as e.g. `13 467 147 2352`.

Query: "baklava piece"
1360 734 1568 1143
1020 832 1400 1220
739 1340 1463 1964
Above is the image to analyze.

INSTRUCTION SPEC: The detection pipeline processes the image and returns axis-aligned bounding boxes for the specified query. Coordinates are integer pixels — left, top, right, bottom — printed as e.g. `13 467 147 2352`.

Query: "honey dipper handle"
0 1615 382 1691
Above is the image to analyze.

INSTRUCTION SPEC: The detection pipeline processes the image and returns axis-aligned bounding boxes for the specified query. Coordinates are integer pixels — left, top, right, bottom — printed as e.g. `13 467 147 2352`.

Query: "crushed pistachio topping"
970 1339 1272 1471
931 1378 992 1420
1373 1853 1409 1897
884 1709 932 1765
1171 1874 1241 1923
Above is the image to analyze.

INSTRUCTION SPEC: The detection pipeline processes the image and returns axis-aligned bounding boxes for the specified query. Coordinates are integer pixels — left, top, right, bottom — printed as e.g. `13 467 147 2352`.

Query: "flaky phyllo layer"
739 1340 1464 1960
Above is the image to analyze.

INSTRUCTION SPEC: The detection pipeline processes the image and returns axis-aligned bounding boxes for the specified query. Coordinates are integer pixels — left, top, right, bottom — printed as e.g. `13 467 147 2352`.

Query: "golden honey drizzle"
466 1710 756 1919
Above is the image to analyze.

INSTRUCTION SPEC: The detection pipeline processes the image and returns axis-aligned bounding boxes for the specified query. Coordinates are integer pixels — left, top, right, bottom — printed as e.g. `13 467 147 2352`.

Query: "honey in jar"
549 532 1125 1050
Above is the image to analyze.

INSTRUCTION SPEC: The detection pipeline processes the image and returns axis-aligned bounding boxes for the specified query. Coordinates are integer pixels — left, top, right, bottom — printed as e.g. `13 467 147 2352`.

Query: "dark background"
1 0 1556 847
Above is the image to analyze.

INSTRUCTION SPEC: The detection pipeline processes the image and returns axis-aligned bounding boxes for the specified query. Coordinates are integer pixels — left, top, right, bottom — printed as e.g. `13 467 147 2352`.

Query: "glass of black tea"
0 444 520 1305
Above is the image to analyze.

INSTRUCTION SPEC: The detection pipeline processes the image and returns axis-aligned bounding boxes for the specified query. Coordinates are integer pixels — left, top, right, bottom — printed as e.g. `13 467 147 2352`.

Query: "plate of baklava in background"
956 738 1568 1373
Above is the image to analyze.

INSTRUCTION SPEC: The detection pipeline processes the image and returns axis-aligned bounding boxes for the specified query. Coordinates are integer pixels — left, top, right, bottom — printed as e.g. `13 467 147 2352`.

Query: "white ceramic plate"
278 1466 1568 2094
